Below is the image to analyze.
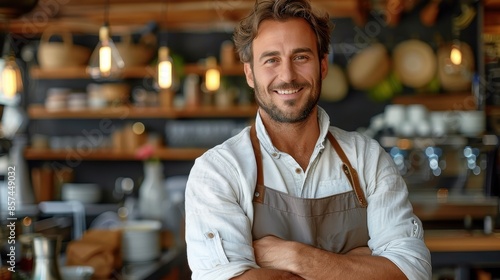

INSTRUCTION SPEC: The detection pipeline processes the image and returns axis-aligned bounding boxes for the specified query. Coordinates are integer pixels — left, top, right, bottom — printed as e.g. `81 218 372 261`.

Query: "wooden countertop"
425 230 500 252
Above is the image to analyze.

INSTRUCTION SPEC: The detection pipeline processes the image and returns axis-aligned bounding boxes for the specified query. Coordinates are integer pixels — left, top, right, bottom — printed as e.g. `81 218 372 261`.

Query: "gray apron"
250 126 369 254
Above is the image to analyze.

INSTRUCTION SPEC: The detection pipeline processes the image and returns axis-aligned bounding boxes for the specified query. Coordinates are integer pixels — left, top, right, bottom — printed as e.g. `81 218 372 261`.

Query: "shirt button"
207 232 215 239
272 152 278 157
254 192 260 197
295 168 301 174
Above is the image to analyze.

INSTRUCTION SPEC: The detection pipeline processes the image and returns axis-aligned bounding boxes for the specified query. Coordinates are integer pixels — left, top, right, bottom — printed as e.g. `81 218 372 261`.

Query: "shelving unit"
28 104 257 119
26 58 253 181
392 93 477 111
483 0 500 115
30 63 244 79
30 66 155 79
483 0 500 35
24 147 207 161
6 0 371 34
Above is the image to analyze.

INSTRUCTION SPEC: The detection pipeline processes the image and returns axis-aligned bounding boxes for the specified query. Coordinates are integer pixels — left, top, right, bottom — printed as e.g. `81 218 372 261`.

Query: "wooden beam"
6 0 370 34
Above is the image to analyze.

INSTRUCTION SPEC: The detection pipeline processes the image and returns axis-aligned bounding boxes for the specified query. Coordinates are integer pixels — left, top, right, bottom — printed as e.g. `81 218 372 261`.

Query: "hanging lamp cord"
104 0 110 26
160 0 168 47
2 20 13 57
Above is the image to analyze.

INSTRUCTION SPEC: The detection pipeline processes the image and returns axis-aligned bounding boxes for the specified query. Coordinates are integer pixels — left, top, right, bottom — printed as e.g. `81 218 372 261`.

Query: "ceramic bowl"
120 220 162 262
60 265 94 280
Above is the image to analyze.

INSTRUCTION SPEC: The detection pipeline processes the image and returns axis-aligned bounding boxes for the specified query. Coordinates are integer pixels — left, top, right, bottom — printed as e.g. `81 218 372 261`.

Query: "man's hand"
253 236 407 280
253 235 293 271
232 236 304 279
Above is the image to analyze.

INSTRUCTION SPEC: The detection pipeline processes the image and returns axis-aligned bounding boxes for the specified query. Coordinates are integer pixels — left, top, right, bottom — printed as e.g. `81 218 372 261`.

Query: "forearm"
288 242 407 280
231 268 305 280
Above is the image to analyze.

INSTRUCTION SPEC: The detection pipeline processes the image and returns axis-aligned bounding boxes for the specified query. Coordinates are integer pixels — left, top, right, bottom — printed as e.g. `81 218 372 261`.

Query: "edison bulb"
1 57 22 99
158 46 173 89
450 45 462 65
99 45 112 74
205 56 220 92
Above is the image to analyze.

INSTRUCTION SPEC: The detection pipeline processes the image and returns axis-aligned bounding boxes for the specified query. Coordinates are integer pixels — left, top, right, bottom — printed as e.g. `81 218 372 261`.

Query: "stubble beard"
252 72 322 124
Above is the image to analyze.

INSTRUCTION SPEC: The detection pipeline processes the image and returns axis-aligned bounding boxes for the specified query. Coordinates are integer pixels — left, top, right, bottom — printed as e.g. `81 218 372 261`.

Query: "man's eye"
294 55 308 61
265 58 277 64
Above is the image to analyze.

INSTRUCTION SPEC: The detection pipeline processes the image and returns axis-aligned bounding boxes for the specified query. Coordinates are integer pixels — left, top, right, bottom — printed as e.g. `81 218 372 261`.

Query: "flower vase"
138 161 165 221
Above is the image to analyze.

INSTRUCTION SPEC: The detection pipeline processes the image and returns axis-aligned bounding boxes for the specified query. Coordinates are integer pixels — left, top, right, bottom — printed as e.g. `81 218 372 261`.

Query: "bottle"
10 135 35 207
31 235 62 280
138 160 165 221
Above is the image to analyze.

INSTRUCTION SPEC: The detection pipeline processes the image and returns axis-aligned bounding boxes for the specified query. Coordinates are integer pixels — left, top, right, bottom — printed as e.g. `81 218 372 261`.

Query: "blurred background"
0 0 499 279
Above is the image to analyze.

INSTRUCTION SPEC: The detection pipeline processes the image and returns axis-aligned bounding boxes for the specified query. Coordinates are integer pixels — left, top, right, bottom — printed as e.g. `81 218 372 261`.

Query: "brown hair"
233 0 332 63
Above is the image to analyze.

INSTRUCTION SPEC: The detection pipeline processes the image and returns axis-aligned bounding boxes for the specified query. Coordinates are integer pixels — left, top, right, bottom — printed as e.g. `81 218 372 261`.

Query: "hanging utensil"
321 64 348 102
347 43 391 90
393 39 437 89
453 2 476 30
385 0 404 27
420 0 442 27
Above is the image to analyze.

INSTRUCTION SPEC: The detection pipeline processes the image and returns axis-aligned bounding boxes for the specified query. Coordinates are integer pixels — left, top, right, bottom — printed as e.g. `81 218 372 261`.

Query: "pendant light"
87 0 124 80
205 56 220 92
448 3 476 67
1 32 23 101
157 0 173 90
449 22 462 67
158 46 173 89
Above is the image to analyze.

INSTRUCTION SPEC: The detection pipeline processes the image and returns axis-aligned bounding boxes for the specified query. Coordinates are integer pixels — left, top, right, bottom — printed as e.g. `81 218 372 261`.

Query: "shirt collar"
254 106 331 156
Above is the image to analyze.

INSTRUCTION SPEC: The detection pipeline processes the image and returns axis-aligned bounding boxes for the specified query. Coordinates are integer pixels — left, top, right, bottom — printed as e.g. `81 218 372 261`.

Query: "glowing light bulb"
450 45 462 65
158 46 173 89
99 45 112 74
87 25 124 79
1 56 22 99
205 56 220 92
2 65 17 98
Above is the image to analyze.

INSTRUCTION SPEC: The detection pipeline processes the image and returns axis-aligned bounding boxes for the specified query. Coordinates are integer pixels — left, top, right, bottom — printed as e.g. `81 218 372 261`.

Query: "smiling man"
185 1 432 279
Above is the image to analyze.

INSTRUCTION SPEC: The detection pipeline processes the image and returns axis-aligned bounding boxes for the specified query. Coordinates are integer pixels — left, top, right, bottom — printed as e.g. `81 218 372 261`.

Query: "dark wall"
13 0 480 201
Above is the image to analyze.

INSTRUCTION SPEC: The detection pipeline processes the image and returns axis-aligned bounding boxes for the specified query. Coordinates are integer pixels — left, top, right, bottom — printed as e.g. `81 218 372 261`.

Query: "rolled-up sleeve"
363 141 432 280
185 144 259 280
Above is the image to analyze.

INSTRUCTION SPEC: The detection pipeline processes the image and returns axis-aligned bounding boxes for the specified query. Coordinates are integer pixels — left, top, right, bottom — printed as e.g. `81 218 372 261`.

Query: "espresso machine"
379 134 499 232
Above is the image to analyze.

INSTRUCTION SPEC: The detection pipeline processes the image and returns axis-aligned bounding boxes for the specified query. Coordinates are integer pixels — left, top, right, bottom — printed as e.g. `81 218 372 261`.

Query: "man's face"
244 18 328 123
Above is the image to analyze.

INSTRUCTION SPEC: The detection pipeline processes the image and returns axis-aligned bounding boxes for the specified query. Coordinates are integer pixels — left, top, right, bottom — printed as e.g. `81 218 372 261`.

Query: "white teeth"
276 89 299 95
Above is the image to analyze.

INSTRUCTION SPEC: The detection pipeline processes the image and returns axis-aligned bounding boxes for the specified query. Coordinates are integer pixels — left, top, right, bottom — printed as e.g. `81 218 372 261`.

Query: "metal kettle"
31 235 62 280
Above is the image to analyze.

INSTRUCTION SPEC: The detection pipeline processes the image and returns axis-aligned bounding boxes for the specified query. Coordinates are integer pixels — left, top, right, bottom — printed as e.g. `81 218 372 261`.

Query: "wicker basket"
115 33 157 67
38 29 91 69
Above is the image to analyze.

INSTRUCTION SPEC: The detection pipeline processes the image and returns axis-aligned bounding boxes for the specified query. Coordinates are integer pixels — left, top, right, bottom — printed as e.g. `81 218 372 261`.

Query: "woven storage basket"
115 33 157 67
38 28 91 69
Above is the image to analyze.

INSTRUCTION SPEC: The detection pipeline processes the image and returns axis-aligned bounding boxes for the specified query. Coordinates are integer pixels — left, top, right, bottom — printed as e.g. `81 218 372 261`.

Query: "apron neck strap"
250 125 367 207
250 125 265 204
327 132 367 207
250 125 263 185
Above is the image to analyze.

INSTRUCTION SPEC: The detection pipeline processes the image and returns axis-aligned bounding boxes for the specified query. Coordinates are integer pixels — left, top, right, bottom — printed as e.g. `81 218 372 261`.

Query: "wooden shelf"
28 104 258 119
7 0 370 34
184 63 244 76
425 230 500 252
485 106 500 116
30 66 156 79
485 0 500 8
30 63 244 79
392 93 476 111
484 25 500 35
24 147 207 161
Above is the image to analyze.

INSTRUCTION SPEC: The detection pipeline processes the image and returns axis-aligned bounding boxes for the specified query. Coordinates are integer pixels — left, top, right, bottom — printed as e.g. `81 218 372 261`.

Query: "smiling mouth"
274 88 301 95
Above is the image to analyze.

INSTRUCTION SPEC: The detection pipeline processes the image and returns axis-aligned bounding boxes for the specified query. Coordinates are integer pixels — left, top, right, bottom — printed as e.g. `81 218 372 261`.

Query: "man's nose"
278 60 297 82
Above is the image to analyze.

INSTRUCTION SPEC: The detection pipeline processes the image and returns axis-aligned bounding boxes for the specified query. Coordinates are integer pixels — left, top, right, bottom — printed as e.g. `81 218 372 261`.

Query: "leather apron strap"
250 125 266 204
327 133 368 207
251 125 367 207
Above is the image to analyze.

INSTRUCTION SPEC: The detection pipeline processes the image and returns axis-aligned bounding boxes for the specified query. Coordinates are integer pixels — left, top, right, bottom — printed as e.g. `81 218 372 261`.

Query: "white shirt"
185 107 432 280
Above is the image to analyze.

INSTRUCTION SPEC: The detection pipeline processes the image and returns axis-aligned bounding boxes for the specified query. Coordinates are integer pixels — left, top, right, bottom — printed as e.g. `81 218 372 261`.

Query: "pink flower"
136 144 156 160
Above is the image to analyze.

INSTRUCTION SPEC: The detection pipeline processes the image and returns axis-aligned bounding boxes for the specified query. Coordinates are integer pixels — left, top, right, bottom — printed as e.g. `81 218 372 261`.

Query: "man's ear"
244 63 255 88
320 55 328 80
